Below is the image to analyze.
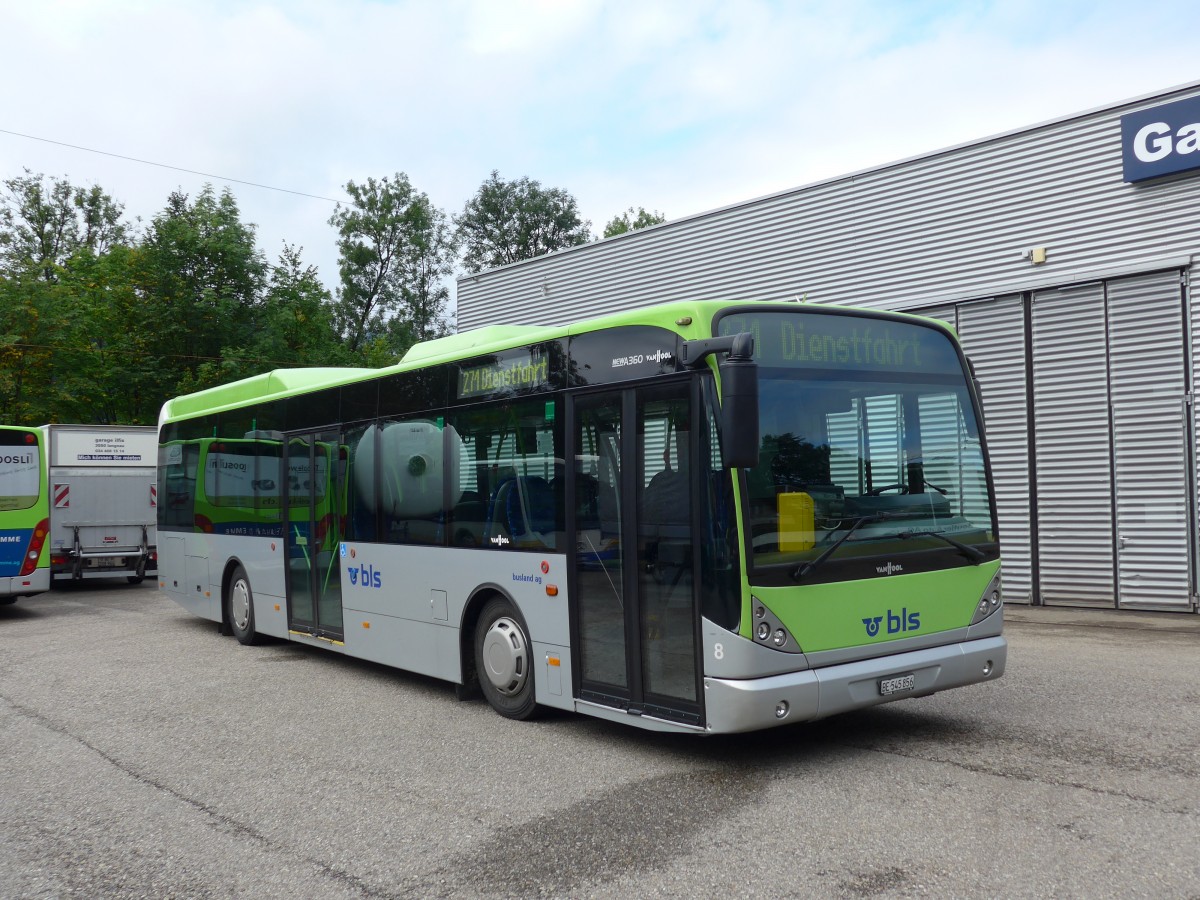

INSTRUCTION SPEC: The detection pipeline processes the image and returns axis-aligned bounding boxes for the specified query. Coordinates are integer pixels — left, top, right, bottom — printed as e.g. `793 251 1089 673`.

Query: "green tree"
602 206 666 238
76 183 132 256
0 275 65 424
398 194 455 344
259 244 342 364
0 171 132 423
454 170 591 274
203 243 346 386
329 173 455 358
0 170 129 281
50 244 162 424
137 186 268 395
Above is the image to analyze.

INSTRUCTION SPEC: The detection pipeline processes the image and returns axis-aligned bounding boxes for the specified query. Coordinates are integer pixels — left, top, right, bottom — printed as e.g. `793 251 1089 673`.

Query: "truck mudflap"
702 636 1007 734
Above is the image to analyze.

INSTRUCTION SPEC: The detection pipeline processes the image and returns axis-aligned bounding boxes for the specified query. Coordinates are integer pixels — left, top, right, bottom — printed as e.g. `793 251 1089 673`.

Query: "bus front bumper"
2 568 51 600
703 635 1007 734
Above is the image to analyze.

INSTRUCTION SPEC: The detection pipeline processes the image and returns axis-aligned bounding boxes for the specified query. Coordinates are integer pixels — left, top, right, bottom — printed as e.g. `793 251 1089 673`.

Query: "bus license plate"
879 673 915 696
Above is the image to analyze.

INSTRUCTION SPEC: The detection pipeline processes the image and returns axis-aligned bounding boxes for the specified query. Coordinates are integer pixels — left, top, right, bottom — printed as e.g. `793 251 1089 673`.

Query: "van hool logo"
611 348 674 368
347 563 382 589
862 608 922 638
489 534 510 547
876 562 904 576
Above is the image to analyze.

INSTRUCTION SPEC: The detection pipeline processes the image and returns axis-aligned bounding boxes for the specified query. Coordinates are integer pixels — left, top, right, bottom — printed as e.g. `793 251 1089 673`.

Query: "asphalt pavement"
1 585 1197 898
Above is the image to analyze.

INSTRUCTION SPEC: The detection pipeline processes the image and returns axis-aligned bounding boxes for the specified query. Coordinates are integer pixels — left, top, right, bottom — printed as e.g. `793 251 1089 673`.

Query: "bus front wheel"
228 565 262 646
474 597 539 720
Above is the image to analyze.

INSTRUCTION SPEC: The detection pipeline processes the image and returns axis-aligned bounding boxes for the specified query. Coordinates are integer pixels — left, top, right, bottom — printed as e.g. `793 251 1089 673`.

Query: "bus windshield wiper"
896 529 986 565
792 514 888 582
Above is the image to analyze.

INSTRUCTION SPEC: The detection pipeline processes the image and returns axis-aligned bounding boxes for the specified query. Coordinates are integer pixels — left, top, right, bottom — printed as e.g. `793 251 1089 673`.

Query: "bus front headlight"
970 573 1003 626
749 596 803 653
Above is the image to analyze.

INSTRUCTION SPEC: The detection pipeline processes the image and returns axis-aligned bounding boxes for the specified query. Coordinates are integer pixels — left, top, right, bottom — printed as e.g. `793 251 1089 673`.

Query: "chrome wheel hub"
481 617 528 695
230 579 250 631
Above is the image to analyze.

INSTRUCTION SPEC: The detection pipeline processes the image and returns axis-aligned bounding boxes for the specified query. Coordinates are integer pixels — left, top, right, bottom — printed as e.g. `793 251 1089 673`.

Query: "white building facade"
456 82 1200 612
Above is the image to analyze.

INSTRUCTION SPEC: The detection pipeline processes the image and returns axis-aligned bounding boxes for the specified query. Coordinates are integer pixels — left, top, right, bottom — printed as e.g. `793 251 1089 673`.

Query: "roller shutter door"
1031 283 1115 606
1107 270 1192 609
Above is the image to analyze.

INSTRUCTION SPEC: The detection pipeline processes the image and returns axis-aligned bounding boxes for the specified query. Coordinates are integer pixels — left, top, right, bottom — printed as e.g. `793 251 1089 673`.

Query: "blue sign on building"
1121 95 1200 183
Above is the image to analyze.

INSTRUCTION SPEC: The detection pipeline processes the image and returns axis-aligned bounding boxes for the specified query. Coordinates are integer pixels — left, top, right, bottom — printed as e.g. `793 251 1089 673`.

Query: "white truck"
43 424 158 584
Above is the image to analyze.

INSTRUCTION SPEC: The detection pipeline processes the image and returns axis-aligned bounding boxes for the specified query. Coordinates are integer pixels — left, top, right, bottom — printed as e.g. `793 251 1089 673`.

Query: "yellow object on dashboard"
778 492 815 551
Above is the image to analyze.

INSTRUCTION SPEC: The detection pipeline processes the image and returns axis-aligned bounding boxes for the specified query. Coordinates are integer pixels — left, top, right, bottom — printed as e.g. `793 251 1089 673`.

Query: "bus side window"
375 417 454 547
452 399 563 552
344 424 377 542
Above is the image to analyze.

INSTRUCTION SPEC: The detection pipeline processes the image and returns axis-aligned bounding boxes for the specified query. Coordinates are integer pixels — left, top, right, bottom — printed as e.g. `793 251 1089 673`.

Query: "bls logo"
348 563 382 589
862 608 921 637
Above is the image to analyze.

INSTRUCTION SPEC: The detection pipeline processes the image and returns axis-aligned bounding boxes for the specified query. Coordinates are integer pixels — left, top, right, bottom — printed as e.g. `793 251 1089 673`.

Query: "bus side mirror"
681 331 760 469
720 352 760 469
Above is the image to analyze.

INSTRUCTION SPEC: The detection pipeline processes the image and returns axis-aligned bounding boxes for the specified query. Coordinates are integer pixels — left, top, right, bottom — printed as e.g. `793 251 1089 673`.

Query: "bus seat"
485 478 516 546
452 491 487 547
574 474 600 529
597 481 620 539
507 476 555 541
486 475 555 548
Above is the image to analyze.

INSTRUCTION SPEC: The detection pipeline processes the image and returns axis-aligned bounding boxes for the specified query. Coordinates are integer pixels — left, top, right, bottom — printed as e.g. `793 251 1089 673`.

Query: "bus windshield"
718 309 997 581
0 430 41 512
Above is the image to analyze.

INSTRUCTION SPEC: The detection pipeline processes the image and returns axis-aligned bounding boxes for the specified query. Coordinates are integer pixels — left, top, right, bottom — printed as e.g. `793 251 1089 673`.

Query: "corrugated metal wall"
909 268 1194 610
458 84 1200 331
954 296 1033 604
456 84 1200 611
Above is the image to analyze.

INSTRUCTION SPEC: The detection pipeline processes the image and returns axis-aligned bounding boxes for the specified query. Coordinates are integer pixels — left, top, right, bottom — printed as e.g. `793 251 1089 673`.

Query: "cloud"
1 0 1196 304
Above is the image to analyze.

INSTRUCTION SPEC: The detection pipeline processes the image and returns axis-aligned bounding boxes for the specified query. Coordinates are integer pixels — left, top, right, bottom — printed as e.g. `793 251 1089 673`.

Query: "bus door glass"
571 378 702 725
285 431 345 640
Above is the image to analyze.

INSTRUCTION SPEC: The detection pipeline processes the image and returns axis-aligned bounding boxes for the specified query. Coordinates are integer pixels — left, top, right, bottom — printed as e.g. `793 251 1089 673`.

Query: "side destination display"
458 350 550 399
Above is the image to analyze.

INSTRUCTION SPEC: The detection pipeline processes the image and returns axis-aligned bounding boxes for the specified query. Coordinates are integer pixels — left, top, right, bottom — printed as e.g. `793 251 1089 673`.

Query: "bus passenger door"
285 431 346 641
570 378 702 726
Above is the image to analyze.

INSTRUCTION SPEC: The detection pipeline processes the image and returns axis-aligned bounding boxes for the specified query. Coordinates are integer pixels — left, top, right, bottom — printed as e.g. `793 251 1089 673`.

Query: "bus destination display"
718 310 962 374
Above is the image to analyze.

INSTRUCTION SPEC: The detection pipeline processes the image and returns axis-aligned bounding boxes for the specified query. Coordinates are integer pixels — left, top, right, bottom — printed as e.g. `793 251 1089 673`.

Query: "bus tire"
474 597 539 720
228 565 262 646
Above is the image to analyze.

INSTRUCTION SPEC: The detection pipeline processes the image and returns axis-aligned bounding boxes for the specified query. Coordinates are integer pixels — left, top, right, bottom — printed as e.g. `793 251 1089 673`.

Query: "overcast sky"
2 0 1197 311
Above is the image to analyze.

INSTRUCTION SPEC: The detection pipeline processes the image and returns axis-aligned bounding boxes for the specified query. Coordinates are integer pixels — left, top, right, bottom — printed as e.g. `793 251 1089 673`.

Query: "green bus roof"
160 299 958 423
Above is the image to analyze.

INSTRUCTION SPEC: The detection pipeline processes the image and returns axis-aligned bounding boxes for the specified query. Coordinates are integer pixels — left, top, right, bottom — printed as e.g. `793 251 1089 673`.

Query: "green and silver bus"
1 425 51 603
157 300 1005 734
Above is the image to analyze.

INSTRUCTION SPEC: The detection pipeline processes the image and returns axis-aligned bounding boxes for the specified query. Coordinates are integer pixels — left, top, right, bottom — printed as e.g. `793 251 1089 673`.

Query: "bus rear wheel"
474 597 539 720
228 565 262 646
